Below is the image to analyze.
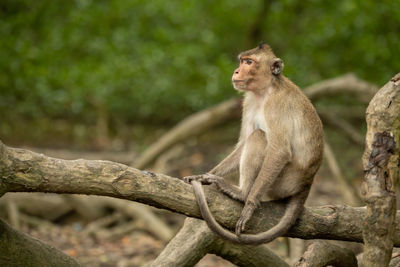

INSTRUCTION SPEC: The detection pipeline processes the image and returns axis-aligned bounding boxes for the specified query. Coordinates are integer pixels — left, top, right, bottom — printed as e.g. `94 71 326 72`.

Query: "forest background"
1 0 399 149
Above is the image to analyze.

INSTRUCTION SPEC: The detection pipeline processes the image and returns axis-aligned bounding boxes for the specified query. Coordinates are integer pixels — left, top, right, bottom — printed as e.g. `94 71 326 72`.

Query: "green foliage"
0 0 399 125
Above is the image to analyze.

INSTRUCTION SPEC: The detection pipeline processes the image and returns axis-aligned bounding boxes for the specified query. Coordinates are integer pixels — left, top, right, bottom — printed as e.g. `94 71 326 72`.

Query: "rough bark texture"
362 132 396 267
149 218 215 267
362 73 400 167
361 73 400 267
2 141 400 246
212 234 289 267
151 218 289 267
389 254 400 267
293 240 357 267
0 218 80 267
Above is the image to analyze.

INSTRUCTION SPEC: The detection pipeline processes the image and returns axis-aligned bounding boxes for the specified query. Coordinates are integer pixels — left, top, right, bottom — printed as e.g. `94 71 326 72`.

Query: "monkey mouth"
232 80 246 87
232 80 247 91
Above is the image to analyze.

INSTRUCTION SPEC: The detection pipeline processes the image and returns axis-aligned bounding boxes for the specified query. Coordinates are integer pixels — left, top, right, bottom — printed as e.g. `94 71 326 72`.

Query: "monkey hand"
235 201 257 236
183 173 222 185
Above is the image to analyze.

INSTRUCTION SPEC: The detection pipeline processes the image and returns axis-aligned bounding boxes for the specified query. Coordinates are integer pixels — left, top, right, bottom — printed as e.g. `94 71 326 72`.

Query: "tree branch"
0 218 80 266
150 218 289 267
318 110 364 146
361 73 400 266
133 98 241 169
323 142 362 206
149 218 215 267
2 141 400 246
293 240 357 267
303 73 378 103
212 231 289 267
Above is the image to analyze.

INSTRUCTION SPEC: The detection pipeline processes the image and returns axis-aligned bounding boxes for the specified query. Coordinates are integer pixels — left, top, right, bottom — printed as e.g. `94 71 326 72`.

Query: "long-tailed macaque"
184 43 324 245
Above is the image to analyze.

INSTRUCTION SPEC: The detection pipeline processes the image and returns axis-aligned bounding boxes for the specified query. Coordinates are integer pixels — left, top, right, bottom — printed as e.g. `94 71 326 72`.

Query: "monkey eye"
245 59 253 65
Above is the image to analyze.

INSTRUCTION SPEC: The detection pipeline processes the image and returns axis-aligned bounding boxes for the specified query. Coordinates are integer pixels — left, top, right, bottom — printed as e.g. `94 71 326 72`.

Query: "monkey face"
232 45 284 94
232 56 266 92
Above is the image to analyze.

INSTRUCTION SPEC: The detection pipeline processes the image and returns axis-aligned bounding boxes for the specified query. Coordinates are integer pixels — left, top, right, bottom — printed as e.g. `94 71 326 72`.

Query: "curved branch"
133 98 242 169
293 240 357 267
2 141 400 246
319 110 364 146
212 228 289 267
304 73 378 102
323 142 362 206
151 217 289 267
149 218 215 267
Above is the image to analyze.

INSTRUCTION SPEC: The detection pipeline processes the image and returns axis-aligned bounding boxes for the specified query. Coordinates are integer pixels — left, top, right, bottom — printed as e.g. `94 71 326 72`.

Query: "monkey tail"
192 180 243 243
237 189 308 245
191 180 307 245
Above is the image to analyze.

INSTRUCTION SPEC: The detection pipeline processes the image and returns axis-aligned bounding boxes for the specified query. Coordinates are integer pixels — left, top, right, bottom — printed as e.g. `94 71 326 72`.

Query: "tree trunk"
361 73 400 266
0 218 80 266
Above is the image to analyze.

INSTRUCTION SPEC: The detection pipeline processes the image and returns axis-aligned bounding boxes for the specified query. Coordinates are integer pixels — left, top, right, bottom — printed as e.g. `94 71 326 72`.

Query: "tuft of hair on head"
258 41 264 49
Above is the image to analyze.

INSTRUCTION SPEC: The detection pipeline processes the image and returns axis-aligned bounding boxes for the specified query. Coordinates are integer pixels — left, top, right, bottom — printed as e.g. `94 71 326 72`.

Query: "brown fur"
184 44 324 245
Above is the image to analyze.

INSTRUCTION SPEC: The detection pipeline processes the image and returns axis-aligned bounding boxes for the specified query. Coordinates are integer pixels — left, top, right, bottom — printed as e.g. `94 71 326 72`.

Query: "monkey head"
232 44 284 93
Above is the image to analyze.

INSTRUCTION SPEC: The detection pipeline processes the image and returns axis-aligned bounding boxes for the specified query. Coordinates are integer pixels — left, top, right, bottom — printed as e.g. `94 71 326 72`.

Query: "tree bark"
362 132 396 267
151 218 289 267
2 141 400 246
149 218 215 267
361 73 400 267
212 232 289 267
293 240 357 267
0 218 80 266
362 73 400 166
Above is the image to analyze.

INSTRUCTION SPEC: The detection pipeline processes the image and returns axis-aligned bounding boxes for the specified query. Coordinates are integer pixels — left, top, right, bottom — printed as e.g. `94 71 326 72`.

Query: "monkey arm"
211 176 244 202
208 142 244 177
207 143 245 201
184 143 245 202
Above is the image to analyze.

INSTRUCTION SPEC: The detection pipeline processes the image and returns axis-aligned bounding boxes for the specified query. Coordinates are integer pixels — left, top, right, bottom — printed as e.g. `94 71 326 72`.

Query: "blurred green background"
1 0 399 149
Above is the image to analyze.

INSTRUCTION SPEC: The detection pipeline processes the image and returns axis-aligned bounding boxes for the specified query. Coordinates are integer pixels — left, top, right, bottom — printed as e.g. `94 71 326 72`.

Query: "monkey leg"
239 129 267 200
206 129 268 202
212 176 244 202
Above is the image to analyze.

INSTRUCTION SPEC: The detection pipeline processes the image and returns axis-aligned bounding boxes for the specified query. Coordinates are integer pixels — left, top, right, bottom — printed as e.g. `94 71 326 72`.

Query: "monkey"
184 43 324 245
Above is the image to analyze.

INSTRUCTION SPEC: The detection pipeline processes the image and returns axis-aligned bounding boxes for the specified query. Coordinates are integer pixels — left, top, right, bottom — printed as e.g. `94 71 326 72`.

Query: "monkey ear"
271 58 284 75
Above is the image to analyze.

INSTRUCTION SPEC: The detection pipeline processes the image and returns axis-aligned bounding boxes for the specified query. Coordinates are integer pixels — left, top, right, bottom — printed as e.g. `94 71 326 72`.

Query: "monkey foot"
235 201 257 235
183 173 222 185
